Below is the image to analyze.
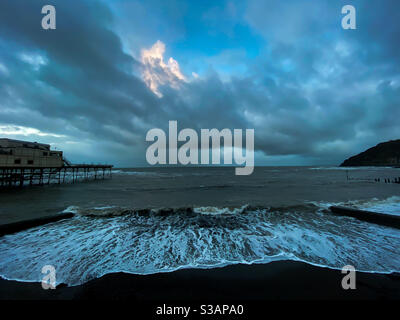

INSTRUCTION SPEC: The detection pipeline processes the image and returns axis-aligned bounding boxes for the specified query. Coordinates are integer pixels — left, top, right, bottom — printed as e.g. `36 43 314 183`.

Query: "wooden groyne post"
330 206 400 229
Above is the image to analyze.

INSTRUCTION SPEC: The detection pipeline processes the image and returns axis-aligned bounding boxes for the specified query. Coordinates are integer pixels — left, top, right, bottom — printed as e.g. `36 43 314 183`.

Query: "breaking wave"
0 198 399 286
309 166 395 170
313 196 400 216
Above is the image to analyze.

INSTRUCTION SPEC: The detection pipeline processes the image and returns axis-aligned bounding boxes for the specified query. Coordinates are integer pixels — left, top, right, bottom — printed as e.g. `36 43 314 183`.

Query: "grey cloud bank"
0 0 399 167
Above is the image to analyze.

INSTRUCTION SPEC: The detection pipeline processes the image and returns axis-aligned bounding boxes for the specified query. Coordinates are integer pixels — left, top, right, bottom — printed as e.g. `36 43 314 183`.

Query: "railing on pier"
0 165 113 188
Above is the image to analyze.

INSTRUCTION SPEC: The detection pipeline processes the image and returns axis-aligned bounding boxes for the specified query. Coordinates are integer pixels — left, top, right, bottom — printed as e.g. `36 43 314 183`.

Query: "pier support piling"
0 164 113 189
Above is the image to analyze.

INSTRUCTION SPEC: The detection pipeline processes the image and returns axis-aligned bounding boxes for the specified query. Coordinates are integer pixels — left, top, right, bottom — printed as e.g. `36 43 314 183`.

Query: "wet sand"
1 261 399 300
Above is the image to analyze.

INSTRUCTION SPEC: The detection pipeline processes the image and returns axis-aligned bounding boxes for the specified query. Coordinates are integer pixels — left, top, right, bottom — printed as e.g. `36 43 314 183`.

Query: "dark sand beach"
1 261 399 301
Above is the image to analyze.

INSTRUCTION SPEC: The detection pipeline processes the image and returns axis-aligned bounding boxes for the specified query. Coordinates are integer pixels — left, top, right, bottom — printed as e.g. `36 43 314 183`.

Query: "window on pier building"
14 159 21 164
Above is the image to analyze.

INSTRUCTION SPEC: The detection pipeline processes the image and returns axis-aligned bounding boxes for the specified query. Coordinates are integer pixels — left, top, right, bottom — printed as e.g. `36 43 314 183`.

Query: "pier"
0 139 113 188
0 164 113 188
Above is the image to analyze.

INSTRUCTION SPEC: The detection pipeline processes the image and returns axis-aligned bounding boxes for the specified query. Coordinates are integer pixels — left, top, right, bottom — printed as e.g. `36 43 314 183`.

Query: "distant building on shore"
0 138 63 168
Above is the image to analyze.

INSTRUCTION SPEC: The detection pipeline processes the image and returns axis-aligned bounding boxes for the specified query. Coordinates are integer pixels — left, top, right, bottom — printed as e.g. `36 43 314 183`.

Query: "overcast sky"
0 0 399 167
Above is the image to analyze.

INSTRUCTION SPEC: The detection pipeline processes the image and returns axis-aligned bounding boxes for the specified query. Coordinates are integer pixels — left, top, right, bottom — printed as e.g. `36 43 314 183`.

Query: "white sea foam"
357 196 400 216
112 170 162 176
309 166 395 170
193 205 249 215
0 198 399 286
61 206 80 214
313 196 400 216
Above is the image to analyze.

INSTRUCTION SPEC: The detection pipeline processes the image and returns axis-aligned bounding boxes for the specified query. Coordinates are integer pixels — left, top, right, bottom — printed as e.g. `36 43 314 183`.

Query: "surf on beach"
0 166 399 292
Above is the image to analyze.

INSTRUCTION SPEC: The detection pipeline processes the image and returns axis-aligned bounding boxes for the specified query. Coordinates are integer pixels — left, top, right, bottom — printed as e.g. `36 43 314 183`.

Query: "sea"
0 166 399 286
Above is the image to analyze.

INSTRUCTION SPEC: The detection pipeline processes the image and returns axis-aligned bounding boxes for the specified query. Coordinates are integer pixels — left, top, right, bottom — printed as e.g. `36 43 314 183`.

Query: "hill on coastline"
340 140 400 167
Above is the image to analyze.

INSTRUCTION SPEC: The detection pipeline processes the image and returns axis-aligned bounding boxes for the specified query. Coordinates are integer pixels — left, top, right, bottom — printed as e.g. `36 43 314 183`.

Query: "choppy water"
0 166 399 285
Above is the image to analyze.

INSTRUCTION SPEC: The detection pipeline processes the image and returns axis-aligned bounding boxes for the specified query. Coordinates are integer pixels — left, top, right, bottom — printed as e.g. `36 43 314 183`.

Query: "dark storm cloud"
242 0 400 161
0 0 158 147
0 0 399 166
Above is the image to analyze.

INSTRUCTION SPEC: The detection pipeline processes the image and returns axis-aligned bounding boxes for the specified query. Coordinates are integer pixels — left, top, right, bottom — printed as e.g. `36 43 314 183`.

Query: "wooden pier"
0 165 113 188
